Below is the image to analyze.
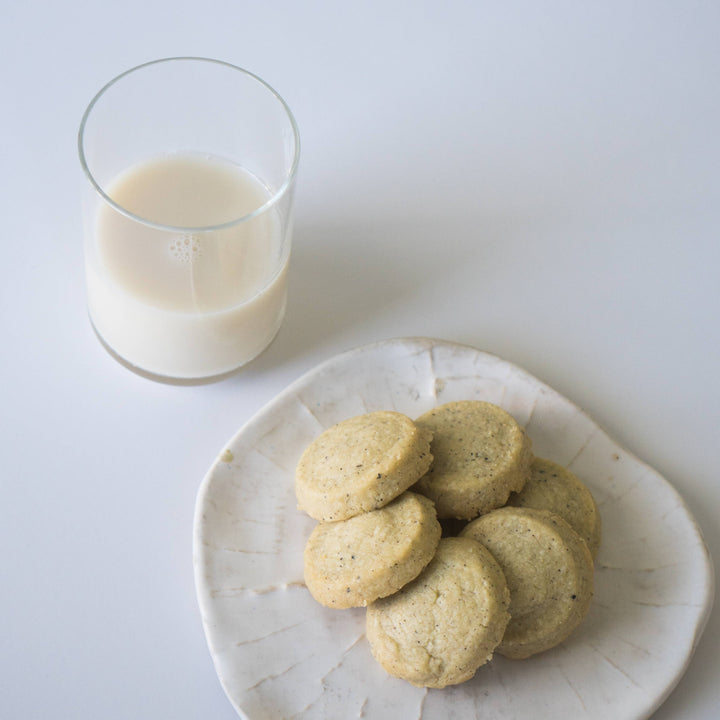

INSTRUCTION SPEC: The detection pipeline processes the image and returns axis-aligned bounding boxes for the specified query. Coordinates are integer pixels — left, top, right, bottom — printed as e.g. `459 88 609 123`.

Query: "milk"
86 154 290 379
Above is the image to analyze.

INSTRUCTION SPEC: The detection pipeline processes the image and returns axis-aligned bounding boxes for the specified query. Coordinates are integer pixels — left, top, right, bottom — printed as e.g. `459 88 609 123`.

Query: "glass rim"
77 56 301 233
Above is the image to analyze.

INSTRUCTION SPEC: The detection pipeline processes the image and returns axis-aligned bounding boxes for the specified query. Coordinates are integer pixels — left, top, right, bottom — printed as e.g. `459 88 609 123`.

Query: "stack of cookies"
295 401 600 688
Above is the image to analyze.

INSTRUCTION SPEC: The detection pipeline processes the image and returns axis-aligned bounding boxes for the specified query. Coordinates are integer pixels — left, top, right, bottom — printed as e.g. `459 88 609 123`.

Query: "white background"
1 1 718 718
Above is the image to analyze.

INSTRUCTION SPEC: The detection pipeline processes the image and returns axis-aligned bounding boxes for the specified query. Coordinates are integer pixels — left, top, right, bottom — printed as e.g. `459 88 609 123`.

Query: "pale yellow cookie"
295 411 433 522
461 507 594 660
366 536 511 688
507 457 602 557
414 401 532 520
303 492 441 608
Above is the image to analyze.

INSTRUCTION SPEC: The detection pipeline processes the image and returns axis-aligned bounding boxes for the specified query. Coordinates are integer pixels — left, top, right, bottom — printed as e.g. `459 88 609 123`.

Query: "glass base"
89 316 279 385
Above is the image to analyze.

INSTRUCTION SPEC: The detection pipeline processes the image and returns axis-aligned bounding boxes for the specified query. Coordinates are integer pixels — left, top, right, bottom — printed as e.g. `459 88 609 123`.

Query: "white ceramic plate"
193 338 714 720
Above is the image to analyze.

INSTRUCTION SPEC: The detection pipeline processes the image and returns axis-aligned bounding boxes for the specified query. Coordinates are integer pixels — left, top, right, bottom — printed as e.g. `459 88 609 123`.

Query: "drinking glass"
78 57 300 382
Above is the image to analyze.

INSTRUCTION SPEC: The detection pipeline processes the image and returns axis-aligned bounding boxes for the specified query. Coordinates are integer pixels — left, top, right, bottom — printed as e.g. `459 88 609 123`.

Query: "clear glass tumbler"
78 58 300 382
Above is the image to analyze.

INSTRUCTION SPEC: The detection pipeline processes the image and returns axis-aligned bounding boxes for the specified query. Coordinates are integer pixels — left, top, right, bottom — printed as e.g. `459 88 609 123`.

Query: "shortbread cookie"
295 411 433 522
413 401 532 520
366 536 511 688
507 457 602 557
461 507 593 660
304 492 441 608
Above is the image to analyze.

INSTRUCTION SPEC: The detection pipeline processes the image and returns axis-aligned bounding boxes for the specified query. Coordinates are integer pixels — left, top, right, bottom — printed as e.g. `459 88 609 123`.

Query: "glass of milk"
78 57 300 382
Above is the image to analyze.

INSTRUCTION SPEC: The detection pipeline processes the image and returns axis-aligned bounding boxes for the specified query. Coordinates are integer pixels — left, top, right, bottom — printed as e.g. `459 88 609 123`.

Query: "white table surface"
2 2 718 718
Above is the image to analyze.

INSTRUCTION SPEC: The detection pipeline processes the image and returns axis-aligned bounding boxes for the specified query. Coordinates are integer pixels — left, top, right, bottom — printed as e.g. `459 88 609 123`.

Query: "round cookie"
507 457 602 557
413 401 532 520
303 492 441 608
295 411 433 522
461 507 594 660
366 536 511 688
